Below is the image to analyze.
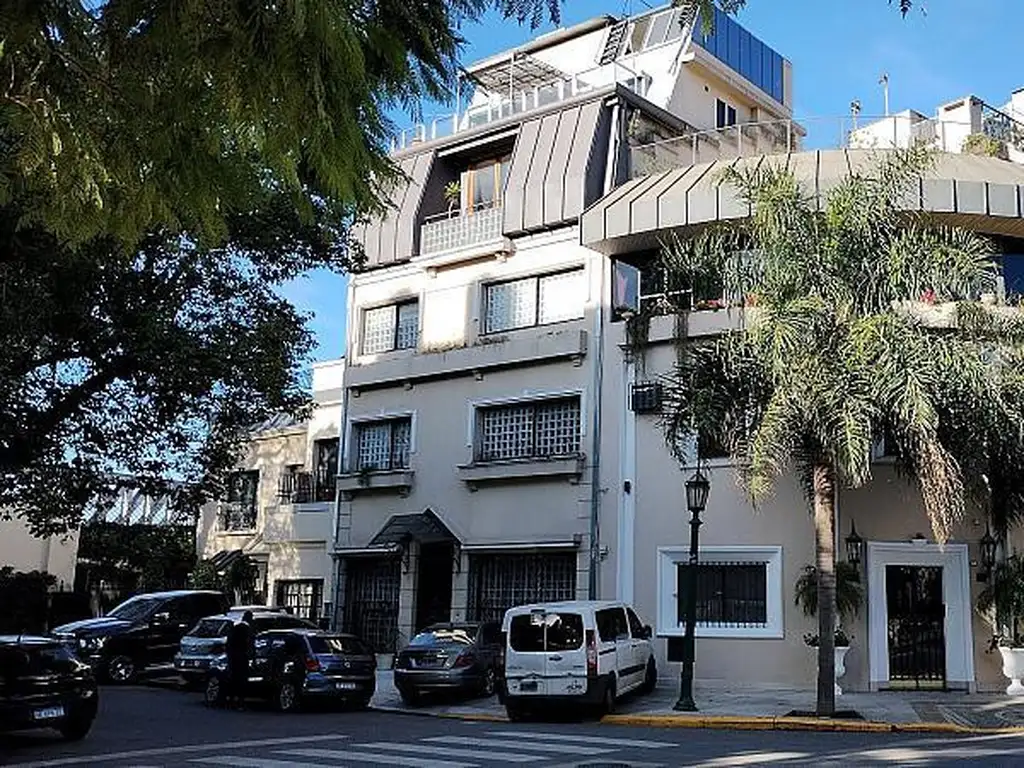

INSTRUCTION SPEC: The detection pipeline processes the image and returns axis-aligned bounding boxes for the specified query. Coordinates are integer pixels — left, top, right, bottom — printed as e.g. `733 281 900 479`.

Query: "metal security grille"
466 552 577 623
478 398 581 462
343 558 402 653
355 418 411 471
362 301 419 354
886 565 946 687
222 470 259 530
275 579 324 621
483 269 585 333
677 561 768 628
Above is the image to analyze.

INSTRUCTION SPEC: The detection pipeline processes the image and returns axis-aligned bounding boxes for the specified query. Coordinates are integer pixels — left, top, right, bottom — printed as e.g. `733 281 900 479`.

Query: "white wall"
0 517 79 590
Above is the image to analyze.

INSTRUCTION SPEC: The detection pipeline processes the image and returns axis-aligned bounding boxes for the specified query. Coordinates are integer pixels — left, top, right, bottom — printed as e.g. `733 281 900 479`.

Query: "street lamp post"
674 468 711 712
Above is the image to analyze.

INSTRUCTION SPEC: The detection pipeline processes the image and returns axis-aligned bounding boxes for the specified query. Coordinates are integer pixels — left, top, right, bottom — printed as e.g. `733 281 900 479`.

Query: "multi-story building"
851 87 1024 165
197 359 344 622
337 5 794 655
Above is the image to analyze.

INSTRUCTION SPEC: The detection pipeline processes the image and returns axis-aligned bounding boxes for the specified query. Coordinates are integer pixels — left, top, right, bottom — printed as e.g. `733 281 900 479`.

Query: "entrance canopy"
368 508 460 548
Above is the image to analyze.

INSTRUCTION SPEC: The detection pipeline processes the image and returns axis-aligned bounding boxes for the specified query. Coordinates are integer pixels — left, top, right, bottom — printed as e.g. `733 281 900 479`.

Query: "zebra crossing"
189 729 678 768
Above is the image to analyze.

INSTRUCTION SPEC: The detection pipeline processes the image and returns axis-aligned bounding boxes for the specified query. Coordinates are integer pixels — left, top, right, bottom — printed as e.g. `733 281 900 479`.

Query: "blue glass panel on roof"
700 10 784 104
750 37 762 89
727 18 740 71
773 52 783 102
739 29 750 83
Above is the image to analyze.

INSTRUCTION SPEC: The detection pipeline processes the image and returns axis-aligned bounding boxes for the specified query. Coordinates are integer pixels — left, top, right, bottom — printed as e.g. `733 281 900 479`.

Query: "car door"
625 606 651 682
595 608 633 692
148 598 188 663
476 622 501 672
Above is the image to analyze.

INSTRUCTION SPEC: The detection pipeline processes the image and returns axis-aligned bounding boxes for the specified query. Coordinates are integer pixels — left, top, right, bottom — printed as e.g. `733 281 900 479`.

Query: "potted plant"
444 181 461 218
978 554 1024 695
794 561 863 695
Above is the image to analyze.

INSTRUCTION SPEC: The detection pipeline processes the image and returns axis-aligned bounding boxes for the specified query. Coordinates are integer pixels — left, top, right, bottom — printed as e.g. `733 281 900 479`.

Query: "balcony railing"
629 114 1023 179
278 468 336 504
420 204 503 256
219 501 257 532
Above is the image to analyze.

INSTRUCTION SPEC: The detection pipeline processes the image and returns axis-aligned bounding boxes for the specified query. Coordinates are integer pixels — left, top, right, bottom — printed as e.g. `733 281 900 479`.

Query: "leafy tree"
188 554 261 605
658 147 1024 716
77 522 196 592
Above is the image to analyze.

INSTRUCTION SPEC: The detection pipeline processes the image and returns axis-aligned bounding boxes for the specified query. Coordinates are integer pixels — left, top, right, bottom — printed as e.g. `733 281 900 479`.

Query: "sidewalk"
369 671 1024 733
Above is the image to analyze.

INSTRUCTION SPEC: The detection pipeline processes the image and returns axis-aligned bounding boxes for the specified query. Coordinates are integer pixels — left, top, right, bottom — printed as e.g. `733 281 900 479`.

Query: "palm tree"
657 147 1024 716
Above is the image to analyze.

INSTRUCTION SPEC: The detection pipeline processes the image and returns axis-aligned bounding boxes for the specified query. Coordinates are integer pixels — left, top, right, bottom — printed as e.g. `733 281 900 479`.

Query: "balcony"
277 469 335 505
420 205 504 256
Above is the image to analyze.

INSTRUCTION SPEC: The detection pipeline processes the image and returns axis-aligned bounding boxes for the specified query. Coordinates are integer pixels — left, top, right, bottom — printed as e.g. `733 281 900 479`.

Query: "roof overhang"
581 149 1024 256
368 508 460 547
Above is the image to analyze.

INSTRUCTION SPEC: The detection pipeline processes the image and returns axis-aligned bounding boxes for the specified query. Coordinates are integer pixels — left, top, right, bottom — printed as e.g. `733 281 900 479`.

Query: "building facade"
197 359 345 622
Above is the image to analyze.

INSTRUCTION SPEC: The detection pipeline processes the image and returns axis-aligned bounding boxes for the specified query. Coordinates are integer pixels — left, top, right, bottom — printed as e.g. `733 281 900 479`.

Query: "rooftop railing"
629 114 1024 178
420 202 504 256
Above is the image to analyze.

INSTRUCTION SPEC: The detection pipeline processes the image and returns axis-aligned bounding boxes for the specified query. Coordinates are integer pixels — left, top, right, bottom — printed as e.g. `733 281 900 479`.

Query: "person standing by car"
226 611 254 708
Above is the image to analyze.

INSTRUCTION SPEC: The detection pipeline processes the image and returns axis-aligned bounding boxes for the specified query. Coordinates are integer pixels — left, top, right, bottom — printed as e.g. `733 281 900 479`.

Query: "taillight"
304 657 321 672
452 652 475 668
586 630 597 677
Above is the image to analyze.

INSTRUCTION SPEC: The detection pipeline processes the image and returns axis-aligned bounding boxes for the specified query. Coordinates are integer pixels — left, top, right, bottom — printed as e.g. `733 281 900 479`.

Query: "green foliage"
0 567 57 634
188 554 260 604
979 555 1024 647
962 133 1009 160
794 562 864 623
78 523 196 592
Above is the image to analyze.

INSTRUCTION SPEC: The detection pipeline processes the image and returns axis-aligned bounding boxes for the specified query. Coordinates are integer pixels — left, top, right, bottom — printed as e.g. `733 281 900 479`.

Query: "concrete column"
397 541 420 646
451 549 469 622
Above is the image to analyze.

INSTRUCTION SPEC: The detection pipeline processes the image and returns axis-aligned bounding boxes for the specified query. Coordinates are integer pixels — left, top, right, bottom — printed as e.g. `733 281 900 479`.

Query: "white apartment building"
196 359 345 622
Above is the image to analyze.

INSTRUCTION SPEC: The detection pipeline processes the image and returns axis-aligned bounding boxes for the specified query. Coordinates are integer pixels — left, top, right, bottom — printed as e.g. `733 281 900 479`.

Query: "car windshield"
509 612 584 652
307 636 371 655
189 618 231 639
409 627 477 647
107 596 162 621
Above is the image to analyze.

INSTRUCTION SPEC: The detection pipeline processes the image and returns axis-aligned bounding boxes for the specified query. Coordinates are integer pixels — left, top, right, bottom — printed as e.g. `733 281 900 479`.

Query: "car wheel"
204 675 226 708
104 655 137 684
399 688 420 707
58 714 95 742
601 677 616 716
481 667 497 697
505 702 527 722
640 657 657 694
277 681 300 713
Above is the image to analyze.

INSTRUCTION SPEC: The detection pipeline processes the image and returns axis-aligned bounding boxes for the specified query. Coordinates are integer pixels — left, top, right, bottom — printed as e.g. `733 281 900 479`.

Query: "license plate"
183 659 196 667
33 706 65 720
335 682 358 690
519 680 539 692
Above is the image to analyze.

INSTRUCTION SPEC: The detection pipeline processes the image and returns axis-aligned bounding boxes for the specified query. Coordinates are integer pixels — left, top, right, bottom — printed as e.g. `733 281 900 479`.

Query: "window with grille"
275 579 324 622
223 470 258 530
677 561 767 628
467 552 577 623
362 300 419 354
476 397 581 462
483 269 585 334
353 418 412 471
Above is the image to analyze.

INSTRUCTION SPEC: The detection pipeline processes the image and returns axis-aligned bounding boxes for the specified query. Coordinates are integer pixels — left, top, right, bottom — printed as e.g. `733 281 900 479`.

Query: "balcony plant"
962 133 1009 161
795 562 863 695
978 554 1024 695
444 181 461 218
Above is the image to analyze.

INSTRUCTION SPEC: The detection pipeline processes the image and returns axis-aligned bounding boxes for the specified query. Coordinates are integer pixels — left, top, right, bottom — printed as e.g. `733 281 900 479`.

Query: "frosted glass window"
361 301 418 354
483 269 584 333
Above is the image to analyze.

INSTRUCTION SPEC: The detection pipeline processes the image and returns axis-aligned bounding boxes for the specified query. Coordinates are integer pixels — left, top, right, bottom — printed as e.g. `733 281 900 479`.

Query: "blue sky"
283 0 1022 362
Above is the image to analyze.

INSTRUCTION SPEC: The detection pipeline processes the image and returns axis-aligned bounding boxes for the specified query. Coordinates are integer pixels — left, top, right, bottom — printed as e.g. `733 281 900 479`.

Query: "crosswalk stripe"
359 742 537 762
423 736 611 756
489 730 678 748
281 747 476 768
191 757 335 768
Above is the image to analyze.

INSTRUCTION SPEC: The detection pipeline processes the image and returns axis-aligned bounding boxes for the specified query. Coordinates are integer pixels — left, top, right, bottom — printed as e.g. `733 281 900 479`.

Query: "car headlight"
211 656 228 671
78 636 107 651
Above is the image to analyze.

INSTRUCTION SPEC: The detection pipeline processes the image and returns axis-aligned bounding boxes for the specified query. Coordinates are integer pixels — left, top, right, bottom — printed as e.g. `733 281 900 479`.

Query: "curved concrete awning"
581 149 1024 256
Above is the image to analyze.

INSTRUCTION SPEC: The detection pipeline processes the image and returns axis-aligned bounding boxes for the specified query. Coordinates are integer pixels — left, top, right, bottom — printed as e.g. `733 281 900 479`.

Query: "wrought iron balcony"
277 468 336 504
420 204 504 256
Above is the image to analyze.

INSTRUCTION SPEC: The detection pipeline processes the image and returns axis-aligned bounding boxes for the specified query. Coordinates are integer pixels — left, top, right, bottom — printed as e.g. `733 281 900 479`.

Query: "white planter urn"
998 647 1024 696
834 646 849 697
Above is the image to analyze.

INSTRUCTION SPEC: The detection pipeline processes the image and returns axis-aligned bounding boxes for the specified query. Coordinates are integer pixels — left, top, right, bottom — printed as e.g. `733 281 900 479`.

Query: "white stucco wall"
0 517 79 590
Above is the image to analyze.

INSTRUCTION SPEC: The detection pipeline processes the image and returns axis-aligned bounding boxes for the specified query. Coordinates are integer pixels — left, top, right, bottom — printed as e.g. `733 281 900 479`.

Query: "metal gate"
886 565 946 688
342 557 401 653
466 552 577 623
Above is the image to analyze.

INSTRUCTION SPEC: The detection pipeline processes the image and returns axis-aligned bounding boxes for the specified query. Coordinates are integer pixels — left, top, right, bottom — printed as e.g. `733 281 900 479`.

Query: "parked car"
500 600 656 720
0 636 99 741
175 608 316 689
204 629 376 712
393 621 503 705
51 590 229 684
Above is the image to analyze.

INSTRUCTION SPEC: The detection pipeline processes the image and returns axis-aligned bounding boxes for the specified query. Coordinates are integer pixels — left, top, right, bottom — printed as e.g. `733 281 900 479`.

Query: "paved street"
5 686 1024 767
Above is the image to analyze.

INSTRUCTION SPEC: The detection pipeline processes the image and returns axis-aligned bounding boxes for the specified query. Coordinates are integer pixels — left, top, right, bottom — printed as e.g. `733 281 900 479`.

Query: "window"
679 562 767 627
354 417 412 471
596 607 629 642
313 438 339 501
223 470 258 531
716 98 738 129
467 552 578 623
461 157 510 212
656 546 783 639
626 607 646 637
483 269 585 334
275 579 324 622
362 300 419 355
476 397 581 462
508 612 584 652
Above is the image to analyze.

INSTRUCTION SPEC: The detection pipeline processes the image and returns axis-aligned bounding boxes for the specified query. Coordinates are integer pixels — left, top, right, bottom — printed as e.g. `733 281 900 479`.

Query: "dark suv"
52 590 229 683
0 636 98 741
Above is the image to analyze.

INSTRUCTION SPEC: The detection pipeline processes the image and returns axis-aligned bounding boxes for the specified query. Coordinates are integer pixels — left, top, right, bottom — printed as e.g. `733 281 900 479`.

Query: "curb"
372 704 507 722
600 713 1024 735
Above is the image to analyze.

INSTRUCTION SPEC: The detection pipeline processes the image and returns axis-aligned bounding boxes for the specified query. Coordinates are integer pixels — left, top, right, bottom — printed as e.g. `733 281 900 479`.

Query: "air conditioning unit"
630 382 663 413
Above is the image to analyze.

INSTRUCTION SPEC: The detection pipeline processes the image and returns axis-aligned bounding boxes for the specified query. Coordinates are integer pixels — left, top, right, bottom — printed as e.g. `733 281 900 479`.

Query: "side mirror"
151 612 170 626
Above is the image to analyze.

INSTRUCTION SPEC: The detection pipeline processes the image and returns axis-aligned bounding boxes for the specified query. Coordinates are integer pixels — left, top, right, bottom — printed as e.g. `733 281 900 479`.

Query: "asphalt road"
4 686 1024 768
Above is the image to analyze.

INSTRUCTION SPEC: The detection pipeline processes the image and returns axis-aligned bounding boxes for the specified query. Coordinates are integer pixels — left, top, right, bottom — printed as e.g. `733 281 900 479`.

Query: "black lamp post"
979 526 997 582
845 520 864 579
674 468 711 712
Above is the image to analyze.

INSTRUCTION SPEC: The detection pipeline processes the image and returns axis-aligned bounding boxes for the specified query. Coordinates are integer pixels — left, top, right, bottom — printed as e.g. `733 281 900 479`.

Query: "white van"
500 600 656 718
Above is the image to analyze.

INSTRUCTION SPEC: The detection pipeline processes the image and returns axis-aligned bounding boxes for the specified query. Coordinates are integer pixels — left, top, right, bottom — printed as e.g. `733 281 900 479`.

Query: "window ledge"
337 469 414 498
456 455 585 490
657 624 784 640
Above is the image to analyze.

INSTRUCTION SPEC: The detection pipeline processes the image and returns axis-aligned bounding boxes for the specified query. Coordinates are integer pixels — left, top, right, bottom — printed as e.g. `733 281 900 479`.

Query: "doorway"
886 565 946 689
415 543 454 633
